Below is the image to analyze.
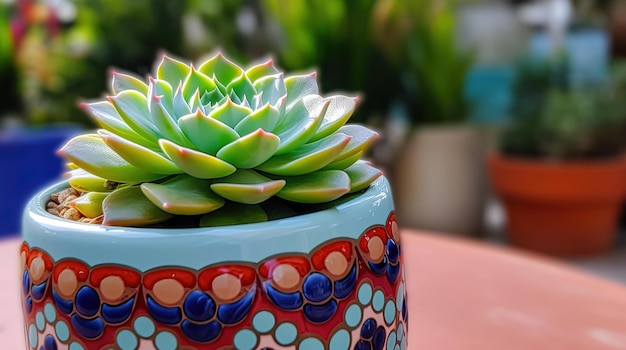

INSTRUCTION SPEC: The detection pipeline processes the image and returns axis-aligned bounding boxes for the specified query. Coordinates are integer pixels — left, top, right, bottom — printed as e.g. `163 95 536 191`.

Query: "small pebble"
47 188 101 224
62 208 81 221
57 189 72 204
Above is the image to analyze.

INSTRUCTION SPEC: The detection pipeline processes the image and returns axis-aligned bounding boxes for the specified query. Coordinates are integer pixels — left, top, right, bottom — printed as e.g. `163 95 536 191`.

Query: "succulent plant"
57 52 382 227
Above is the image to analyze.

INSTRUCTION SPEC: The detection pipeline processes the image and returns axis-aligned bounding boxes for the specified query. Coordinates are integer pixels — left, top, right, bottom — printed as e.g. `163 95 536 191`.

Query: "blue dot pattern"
101 298 135 324
181 320 222 343
264 283 303 310
147 296 182 325
354 318 386 350
183 291 216 322
75 286 100 318
43 335 57 350
216 289 255 325
32 282 48 301
70 314 104 339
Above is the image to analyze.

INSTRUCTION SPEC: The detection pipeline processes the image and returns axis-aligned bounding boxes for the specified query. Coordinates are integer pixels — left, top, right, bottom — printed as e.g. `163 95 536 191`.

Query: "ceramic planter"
488 154 626 257
393 125 487 236
20 176 408 350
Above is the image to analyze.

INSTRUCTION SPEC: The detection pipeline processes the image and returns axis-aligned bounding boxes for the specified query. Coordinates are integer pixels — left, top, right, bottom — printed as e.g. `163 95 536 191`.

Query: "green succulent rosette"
58 53 382 226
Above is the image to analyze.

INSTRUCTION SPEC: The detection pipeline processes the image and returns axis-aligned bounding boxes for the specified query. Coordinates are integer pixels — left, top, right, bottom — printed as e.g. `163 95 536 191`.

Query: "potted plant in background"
21 52 408 349
489 58 626 257
372 0 487 237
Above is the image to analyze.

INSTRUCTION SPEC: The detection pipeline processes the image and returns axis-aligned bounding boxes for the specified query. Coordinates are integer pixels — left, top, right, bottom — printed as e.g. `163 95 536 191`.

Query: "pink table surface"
2 231 626 349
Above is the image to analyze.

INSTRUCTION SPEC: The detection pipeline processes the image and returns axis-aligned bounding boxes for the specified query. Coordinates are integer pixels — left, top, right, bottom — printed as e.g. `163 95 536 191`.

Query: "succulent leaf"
109 90 160 143
66 169 109 192
226 74 256 104
208 98 252 128
111 71 149 95
149 78 175 113
322 151 362 170
284 72 318 109
188 89 204 114
245 59 279 83
99 130 181 175
70 192 108 218
216 129 280 169
59 135 163 183
210 170 286 204
257 133 350 176
253 73 287 105
198 53 244 85
333 125 380 162
277 170 351 203
234 103 280 136
173 86 192 118
149 96 192 147
141 175 225 215
182 66 216 102
178 110 239 155
199 202 268 227
103 186 174 226
157 55 191 87
344 161 384 193
311 96 358 142
274 95 329 154
82 101 157 149
159 139 237 179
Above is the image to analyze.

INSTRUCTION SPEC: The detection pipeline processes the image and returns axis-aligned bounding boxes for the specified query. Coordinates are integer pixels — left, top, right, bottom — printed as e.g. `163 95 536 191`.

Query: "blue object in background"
0 126 81 237
465 66 515 123
529 28 610 88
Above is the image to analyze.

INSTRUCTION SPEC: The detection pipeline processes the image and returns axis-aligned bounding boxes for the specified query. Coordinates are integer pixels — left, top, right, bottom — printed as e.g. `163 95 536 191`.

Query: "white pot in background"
393 125 487 236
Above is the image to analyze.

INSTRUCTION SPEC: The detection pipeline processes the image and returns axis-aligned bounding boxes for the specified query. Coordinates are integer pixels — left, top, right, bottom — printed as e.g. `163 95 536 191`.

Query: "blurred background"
1 0 625 282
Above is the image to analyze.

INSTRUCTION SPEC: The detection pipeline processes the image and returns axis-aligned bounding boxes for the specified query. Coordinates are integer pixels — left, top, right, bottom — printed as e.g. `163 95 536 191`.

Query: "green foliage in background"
0 3 19 118
372 0 473 125
177 0 249 60
509 56 569 121
262 0 402 123
0 5 10 75
15 0 187 126
503 59 626 159
8 0 477 129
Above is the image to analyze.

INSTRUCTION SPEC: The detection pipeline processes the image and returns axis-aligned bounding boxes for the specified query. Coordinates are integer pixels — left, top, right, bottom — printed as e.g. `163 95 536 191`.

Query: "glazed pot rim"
23 176 391 238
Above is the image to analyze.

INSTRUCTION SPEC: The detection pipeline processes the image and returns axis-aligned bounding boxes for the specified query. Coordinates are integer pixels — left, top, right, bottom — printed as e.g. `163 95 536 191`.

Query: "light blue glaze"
22 177 394 271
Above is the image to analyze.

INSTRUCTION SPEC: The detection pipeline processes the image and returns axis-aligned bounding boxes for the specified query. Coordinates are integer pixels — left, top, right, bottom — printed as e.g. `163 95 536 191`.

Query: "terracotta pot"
393 125 487 236
20 177 408 349
488 154 626 257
